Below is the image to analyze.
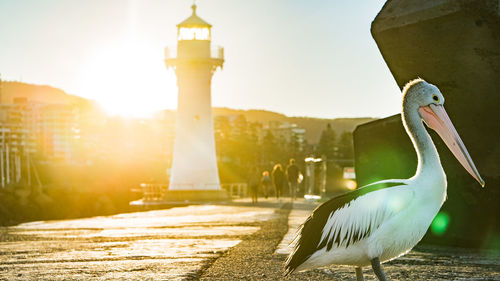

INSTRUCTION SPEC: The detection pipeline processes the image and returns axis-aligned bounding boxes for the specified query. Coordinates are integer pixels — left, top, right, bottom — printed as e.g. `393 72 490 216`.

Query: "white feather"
318 180 412 249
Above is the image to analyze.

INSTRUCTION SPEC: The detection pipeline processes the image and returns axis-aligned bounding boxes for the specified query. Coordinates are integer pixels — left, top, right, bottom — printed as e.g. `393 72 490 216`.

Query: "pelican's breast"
285 180 412 273
373 177 447 262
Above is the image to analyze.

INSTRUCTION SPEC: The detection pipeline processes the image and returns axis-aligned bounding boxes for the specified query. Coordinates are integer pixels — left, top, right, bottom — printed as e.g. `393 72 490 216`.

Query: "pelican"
284 79 485 281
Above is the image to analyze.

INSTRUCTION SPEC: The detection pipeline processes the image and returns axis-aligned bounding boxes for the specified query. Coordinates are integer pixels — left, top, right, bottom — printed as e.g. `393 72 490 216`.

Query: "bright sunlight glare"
345 179 357 190
77 39 177 118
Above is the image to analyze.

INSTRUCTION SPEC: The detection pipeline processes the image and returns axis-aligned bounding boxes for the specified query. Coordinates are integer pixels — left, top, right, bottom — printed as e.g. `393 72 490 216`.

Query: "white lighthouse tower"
165 4 226 201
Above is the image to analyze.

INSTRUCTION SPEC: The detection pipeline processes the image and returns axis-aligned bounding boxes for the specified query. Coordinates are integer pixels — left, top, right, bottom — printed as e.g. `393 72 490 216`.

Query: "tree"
338 131 354 159
261 131 277 166
214 116 232 161
316 123 337 159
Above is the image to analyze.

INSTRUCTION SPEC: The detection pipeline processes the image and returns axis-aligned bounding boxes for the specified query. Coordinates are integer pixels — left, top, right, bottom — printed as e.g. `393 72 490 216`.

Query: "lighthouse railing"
164 46 176 60
140 183 169 201
138 182 247 201
221 183 247 198
164 45 224 60
210 45 224 60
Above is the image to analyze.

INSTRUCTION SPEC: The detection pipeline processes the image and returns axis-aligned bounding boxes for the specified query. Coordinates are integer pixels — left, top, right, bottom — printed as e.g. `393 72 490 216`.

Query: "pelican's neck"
402 105 443 178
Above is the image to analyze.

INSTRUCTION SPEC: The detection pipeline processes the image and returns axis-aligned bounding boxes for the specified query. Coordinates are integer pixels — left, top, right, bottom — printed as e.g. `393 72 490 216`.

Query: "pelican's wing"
284 180 413 275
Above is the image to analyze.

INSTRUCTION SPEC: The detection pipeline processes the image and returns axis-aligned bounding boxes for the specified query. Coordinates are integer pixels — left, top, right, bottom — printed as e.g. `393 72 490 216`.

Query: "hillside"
1 81 376 144
163 108 375 144
212 107 376 144
288 117 376 144
0 81 90 106
213 107 288 123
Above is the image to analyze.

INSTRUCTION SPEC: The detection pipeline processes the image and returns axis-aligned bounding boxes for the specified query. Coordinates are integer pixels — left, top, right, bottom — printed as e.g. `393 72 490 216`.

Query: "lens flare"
430 212 450 236
345 179 357 190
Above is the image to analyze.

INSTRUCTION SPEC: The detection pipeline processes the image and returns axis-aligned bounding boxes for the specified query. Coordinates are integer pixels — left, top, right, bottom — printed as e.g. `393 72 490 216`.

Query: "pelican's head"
403 78 485 187
402 78 445 108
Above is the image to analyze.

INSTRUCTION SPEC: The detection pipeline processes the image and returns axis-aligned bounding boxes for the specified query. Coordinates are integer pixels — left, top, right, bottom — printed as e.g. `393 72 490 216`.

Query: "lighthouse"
165 4 226 200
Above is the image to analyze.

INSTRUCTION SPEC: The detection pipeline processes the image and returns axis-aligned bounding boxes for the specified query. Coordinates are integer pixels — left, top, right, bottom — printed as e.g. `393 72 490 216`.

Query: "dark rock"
354 0 500 248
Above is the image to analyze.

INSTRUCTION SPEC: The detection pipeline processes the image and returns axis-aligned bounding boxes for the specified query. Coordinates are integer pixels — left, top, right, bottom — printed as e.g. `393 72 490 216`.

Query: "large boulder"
354 0 500 247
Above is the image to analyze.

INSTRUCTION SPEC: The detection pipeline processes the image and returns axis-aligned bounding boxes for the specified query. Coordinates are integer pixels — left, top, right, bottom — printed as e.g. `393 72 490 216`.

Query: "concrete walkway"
0 203 280 280
1 198 499 280
275 200 318 255
276 201 500 280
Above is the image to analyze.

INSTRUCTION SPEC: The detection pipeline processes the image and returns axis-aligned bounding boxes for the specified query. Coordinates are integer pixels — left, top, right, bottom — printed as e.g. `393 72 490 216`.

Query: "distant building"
264 121 306 151
0 101 36 187
37 103 80 162
0 98 80 187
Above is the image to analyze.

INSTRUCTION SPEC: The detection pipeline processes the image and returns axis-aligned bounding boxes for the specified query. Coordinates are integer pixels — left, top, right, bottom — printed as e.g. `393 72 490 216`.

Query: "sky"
0 0 402 118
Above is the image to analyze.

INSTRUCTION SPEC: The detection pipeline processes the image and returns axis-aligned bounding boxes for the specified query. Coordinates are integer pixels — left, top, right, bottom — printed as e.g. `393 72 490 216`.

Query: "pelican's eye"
432 95 439 102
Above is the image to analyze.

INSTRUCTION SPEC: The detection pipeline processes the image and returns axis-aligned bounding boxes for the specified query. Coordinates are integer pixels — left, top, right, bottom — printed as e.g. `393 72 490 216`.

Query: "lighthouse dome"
177 5 212 28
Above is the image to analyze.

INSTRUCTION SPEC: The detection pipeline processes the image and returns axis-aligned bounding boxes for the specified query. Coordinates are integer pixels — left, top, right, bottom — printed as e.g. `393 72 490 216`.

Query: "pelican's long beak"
419 104 485 187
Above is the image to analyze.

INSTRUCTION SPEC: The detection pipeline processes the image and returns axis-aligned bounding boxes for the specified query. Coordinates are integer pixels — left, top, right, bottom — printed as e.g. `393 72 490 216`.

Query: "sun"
77 39 177 118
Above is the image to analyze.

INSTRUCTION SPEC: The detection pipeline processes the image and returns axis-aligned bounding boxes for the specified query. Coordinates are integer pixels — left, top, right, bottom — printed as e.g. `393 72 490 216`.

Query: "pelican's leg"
355 267 364 281
370 257 388 281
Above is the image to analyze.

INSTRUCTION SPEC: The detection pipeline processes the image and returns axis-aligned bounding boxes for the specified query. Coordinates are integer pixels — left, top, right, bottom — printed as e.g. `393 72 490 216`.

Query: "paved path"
276 202 500 280
0 204 279 280
1 198 499 280
275 201 319 255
